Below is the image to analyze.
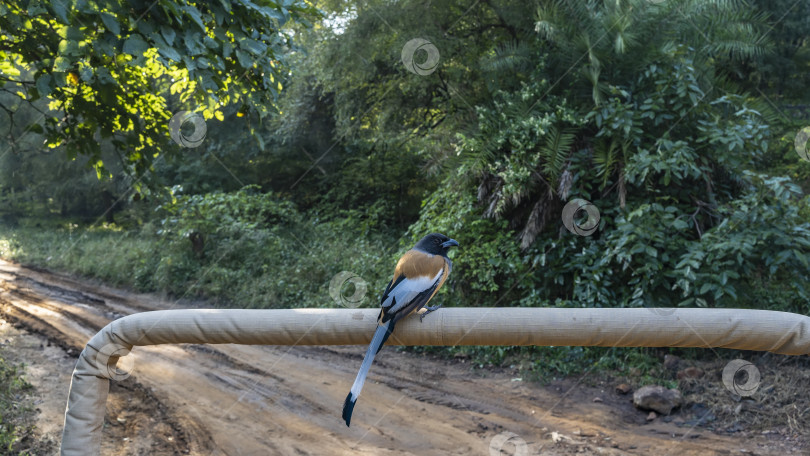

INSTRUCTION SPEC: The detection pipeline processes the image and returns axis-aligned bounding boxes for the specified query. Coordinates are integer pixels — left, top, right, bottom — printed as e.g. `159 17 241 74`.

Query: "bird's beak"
441 239 459 248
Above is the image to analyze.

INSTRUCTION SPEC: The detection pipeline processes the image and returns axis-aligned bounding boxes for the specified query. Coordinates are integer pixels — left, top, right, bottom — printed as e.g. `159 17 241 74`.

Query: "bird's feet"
418 304 442 322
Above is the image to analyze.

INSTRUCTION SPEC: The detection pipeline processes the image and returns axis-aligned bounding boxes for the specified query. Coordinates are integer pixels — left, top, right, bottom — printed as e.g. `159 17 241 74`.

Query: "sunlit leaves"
0 0 320 176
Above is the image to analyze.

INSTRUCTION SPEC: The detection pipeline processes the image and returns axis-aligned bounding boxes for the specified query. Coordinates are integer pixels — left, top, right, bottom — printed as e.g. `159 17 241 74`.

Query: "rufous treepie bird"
342 232 459 427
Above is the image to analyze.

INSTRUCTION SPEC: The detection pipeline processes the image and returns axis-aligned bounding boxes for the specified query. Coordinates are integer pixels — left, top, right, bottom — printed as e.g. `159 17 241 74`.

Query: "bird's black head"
414 233 459 256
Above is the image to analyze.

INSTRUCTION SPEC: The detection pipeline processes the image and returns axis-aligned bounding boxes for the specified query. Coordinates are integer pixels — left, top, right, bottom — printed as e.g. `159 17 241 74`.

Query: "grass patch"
0 209 400 311
0 353 44 455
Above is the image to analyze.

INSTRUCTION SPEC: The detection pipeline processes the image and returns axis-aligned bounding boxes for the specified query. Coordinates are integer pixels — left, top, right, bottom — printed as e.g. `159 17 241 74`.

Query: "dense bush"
401 9 810 315
0 187 403 310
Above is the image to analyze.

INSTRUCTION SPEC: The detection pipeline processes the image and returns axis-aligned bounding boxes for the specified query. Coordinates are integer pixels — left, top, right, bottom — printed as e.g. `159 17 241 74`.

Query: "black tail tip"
342 392 356 427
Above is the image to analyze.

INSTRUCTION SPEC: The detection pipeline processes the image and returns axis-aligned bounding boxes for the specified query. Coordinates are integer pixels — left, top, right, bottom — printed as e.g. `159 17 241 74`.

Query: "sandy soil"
0 258 806 455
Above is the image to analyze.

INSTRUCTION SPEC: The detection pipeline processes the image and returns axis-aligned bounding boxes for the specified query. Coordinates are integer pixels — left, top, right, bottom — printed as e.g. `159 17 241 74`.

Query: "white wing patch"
382 269 443 314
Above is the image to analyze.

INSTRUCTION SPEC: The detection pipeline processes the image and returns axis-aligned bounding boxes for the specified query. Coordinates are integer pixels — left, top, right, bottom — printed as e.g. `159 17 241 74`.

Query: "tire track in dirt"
0 259 805 455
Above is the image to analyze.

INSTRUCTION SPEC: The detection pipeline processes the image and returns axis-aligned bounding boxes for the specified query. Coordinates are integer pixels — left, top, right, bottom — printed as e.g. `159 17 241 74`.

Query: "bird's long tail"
342 320 393 427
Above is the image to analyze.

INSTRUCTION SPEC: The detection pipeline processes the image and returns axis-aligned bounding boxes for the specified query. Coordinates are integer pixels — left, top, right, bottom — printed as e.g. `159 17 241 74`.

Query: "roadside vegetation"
0 351 44 455
1 0 809 386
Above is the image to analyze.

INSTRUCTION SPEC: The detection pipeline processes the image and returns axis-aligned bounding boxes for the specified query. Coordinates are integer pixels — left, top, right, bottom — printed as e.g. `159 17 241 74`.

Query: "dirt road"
0 259 805 455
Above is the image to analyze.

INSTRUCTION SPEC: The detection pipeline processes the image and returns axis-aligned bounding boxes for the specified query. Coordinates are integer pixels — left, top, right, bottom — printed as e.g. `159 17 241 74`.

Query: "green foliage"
158 185 301 239
0 0 320 175
0 355 36 454
2 0 810 383
735 0 810 104
536 0 770 103
398 0 810 319
0 187 402 310
407 177 526 304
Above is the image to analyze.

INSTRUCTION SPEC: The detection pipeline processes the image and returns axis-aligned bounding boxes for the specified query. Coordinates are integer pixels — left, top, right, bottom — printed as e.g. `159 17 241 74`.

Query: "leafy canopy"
0 0 320 176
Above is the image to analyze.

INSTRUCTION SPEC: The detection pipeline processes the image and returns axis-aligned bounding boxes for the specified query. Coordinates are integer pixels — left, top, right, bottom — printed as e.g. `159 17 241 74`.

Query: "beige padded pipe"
61 307 810 455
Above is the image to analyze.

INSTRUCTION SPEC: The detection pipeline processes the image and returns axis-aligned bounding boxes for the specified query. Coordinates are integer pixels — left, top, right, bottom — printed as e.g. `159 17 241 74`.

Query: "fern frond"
540 126 575 183
593 139 618 190
482 40 533 73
